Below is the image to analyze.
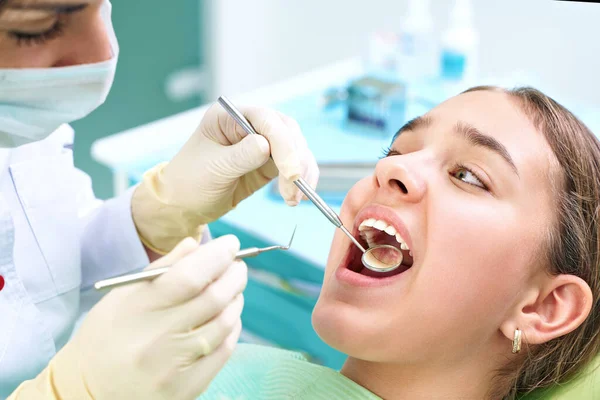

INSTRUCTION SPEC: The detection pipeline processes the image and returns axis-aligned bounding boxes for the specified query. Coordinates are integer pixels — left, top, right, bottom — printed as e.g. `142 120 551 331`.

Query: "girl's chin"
313 300 375 350
312 301 349 341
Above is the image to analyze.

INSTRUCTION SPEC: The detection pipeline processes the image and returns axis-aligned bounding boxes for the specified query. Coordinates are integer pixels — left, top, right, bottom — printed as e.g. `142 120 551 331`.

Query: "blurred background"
75 0 600 199
74 0 600 370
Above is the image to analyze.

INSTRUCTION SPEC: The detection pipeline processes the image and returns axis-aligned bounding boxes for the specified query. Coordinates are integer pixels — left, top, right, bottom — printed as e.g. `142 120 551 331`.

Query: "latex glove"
9 235 247 400
132 103 319 253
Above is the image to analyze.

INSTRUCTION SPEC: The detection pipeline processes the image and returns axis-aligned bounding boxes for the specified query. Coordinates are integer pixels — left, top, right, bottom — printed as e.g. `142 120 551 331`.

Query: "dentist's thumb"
225 134 272 177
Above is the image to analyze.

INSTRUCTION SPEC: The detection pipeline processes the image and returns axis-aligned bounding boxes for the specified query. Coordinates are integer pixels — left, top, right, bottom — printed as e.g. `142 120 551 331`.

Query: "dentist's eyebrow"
7 0 91 12
9 4 88 12
454 121 519 177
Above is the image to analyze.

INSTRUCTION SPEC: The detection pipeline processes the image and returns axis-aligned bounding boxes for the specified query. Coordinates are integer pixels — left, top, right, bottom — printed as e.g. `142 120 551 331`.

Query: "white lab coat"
0 125 150 397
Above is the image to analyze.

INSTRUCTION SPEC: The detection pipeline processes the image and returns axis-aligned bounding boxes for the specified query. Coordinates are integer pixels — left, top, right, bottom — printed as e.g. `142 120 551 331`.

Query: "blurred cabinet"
72 0 207 199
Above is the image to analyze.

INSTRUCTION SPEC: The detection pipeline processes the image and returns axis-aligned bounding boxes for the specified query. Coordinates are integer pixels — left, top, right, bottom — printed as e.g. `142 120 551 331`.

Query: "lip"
335 262 412 287
334 204 415 288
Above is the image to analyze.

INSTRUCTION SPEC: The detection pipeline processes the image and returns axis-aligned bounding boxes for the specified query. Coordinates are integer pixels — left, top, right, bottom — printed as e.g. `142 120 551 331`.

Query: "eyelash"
9 20 66 47
379 146 489 191
380 146 400 159
448 163 488 191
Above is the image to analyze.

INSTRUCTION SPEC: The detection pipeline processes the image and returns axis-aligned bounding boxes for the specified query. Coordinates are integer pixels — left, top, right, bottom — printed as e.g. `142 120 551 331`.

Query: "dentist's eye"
9 20 65 46
449 164 488 190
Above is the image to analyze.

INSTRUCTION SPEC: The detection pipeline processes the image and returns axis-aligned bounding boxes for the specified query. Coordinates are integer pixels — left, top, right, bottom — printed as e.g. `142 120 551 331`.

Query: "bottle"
395 0 439 82
366 31 402 80
440 0 478 82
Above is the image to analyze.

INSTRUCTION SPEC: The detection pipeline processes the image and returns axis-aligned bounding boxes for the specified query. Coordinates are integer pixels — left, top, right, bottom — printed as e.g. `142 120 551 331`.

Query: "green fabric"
199 344 381 400
519 355 600 399
201 344 600 399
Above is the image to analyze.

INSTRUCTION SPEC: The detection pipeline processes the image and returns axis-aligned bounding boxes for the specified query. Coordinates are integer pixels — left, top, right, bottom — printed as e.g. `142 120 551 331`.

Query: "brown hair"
463 86 600 399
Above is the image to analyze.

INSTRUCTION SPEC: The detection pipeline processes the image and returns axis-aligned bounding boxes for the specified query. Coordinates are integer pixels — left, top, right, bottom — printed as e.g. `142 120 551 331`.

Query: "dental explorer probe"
94 227 297 291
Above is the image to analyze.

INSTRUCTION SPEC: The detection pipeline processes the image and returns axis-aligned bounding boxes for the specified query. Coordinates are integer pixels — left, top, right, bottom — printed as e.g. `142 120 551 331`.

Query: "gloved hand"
9 235 247 400
132 103 319 253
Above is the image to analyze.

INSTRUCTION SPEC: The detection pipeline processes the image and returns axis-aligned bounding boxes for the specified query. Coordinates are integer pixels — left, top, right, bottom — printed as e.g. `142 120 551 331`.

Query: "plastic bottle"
366 31 402 79
440 0 478 81
395 0 439 82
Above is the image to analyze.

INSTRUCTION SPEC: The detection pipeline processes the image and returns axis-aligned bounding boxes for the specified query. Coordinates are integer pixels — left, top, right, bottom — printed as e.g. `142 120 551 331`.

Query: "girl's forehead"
431 91 546 153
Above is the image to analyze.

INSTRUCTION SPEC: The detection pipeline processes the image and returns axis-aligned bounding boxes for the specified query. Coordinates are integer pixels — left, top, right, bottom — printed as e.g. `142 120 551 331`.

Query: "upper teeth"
358 218 410 251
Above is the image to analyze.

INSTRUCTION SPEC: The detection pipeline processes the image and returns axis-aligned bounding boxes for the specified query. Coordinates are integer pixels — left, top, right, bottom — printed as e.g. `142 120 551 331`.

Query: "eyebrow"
7 1 90 12
393 116 520 176
393 115 433 141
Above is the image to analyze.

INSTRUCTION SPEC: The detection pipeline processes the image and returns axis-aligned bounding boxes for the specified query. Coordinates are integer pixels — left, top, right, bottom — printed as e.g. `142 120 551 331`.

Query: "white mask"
0 0 119 148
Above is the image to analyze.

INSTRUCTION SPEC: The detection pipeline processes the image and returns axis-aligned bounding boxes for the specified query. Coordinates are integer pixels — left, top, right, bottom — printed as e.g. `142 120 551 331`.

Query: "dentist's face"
313 90 559 364
0 0 111 68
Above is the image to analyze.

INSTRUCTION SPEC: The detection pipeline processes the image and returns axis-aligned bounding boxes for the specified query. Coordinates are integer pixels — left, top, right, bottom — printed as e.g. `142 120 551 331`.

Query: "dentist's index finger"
152 235 241 306
243 107 307 181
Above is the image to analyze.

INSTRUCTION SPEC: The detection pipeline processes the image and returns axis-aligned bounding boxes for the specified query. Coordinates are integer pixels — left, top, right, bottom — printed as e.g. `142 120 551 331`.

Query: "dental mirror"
361 244 404 273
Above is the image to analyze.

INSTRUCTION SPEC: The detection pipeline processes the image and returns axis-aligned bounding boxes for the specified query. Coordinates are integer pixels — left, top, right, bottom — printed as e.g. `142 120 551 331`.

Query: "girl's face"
0 0 110 68
313 90 559 366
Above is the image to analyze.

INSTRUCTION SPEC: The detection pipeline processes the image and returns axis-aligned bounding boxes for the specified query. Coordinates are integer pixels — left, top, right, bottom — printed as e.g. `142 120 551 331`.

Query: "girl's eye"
379 148 489 191
8 20 65 47
450 165 487 190
380 146 401 159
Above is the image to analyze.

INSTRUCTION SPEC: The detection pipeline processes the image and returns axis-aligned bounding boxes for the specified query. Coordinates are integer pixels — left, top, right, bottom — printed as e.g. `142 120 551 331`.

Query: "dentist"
0 0 318 398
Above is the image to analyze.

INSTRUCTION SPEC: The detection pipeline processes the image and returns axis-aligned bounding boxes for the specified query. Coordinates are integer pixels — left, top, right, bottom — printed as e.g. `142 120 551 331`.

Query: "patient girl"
203 86 600 400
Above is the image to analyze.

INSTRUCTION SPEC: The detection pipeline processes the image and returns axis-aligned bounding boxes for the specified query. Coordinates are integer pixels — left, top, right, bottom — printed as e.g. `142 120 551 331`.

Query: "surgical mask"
0 0 119 148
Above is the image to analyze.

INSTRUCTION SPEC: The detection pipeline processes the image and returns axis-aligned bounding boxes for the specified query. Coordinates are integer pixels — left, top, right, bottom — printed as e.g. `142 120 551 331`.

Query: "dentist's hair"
464 86 600 399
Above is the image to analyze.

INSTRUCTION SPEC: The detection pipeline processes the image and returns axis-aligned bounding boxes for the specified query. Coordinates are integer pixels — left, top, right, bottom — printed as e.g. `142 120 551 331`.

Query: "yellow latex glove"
132 103 319 253
9 235 247 400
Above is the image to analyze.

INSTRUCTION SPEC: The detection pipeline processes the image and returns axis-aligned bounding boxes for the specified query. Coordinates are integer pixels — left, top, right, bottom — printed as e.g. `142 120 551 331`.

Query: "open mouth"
342 216 415 279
